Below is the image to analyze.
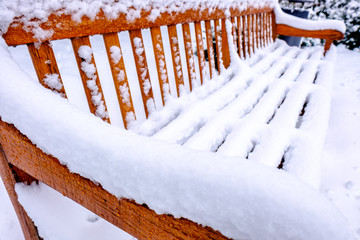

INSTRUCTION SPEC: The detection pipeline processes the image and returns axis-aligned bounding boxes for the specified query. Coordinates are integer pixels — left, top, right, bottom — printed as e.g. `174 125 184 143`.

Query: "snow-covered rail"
0 1 351 240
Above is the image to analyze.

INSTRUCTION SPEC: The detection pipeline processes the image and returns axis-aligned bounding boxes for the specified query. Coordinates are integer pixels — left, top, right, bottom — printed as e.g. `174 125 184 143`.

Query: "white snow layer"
274 3 346 33
0 0 274 40
0 36 355 239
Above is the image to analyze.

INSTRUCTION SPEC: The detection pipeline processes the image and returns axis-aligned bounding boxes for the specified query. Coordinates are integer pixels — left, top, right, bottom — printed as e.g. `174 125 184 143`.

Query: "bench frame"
0 3 343 240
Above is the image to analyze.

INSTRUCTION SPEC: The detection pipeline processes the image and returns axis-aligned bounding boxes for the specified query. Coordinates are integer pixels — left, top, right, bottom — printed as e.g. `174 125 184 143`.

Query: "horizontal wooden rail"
4 6 273 46
0 120 229 240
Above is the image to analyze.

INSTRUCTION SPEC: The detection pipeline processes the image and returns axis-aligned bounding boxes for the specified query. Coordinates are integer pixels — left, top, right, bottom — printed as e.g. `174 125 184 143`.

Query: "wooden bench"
0 1 349 239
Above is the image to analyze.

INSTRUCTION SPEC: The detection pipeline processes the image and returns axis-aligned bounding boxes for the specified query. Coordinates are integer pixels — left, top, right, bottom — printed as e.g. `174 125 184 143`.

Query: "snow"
274 2 346 33
0 32 357 239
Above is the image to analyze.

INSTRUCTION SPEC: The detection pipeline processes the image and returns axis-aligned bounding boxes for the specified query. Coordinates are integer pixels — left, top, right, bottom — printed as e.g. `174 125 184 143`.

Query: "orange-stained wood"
221 18 231 69
236 16 243 59
27 42 66 98
150 26 170 104
4 7 274 46
205 20 216 79
251 14 255 53
0 120 230 240
230 17 238 53
214 19 222 73
0 145 41 240
247 15 252 57
129 29 155 118
103 33 135 129
271 11 277 42
255 14 260 49
71 36 110 123
168 25 185 96
241 15 247 58
182 23 196 91
194 22 206 85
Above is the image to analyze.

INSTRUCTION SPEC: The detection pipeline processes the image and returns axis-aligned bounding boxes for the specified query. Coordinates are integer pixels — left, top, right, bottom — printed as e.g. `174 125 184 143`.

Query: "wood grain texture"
168 25 185 97
71 36 110 123
0 120 230 240
4 7 273 46
27 42 66 98
221 18 231 69
103 33 135 129
182 23 196 91
194 22 206 85
129 29 155 118
0 145 41 240
150 27 170 104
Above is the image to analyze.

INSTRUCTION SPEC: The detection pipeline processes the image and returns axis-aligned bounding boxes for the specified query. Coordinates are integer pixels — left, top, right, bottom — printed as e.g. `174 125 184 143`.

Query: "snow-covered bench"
0 1 353 239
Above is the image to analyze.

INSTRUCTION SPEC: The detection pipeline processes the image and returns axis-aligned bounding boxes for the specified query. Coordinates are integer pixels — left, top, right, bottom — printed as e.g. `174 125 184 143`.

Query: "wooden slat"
230 17 238 53
241 15 247 59
27 42 67 98
194 22 206 85
182 23 196 91
71 36 110 123
255 14 260 50
247 15 252 57
0 121 230 240
271 11 277 42
129 29 155 118
214 19 222 73
251 14 255 53
221 18 231 69
236 16 243 59
168 25 185 97
4 7 274 46
103 33 135 129
276 25 344 41
265 12 270 45
205 20 216 79
260 13 264 48
150 27 170 104
0 145 41 240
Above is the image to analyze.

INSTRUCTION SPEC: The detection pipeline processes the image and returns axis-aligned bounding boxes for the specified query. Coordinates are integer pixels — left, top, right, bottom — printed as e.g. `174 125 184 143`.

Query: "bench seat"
131 39 333 187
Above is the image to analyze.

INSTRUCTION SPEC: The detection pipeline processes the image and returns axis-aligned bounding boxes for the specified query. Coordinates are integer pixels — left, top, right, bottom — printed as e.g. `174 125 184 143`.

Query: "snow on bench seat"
131 39 333 187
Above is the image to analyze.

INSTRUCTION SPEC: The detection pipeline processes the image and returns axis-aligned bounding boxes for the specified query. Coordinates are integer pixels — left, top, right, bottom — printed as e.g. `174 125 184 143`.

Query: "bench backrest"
4 5 276 128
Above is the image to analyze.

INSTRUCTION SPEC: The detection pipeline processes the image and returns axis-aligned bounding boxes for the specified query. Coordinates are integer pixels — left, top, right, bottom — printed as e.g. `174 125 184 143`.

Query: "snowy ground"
0 45 359 239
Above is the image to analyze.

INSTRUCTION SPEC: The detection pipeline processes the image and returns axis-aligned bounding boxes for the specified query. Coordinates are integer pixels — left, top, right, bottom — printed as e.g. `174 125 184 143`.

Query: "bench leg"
0 144 42 240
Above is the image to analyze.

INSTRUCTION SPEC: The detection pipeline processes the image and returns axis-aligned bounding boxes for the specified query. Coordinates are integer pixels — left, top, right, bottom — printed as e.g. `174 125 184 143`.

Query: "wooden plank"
27 42 67 98
251 14 255 53
271 11 277 42
0 120 230 240
241 15 247 59
247 15 252 57
194 22 206 85
103 33 135 129
276 24 344 41
150 26 170 104
168 25 185 97
182 23 196 91
236 16 243 59
221 18 231 69
0 144 41 240
205 20 216 79
230 17 238 53
214 19 222 73
71 36 110 123
129 29 155 118
4 7 274 46
255 14 260 50
260 13 264 48
265 12 270 45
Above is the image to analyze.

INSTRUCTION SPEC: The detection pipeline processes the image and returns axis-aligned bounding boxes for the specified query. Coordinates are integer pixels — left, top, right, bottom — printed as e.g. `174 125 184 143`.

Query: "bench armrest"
273 3 345 51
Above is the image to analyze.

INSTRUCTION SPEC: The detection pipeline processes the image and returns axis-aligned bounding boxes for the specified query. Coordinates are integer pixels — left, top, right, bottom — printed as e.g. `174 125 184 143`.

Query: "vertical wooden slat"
214 19 222 73
251 14 256 54
27 41 67 98
194 22 206 85
265 12 269 46
71 36 110 123
205 20 216 79
182 23 196 92
129 29 155 118
150 26 170 105
230 17 238 53
241 15 247 59
237 16 243 59
0 145 41 240
103 33 135 129
168 25 185 97
255 14 260 50
260 13 264 48
221 18 231 69
267 12 271 44
247 15 252 57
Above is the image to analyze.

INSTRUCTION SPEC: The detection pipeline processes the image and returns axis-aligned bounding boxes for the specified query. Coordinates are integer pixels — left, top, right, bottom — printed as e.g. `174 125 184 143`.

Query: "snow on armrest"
274 3 346 36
